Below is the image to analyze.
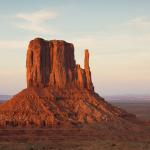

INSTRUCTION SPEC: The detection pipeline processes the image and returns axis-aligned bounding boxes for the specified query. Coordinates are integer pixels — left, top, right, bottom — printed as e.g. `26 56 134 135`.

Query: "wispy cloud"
72 16 150 55
15 9 58 34
128 16 150 31
73 35 150 55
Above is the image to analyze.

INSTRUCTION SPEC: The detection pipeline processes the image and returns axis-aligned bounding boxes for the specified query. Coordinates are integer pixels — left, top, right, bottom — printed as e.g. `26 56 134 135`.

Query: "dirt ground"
111 101 150 120
0 139 150 150
0 101 150 150
0 123 149 150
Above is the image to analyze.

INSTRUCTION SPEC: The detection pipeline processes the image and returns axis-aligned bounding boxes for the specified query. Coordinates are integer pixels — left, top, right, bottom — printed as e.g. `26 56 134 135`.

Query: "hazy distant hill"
0 95 12 103
104 95 150 102
106 95 150 120
1 95 150 102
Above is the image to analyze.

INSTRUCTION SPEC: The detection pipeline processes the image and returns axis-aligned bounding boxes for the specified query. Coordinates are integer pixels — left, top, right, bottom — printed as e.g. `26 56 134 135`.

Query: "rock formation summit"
0 38 135 127
26 38 94 91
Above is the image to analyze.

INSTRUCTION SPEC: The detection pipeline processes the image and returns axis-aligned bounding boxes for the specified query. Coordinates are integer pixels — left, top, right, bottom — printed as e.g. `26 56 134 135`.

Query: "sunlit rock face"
26 38 94 91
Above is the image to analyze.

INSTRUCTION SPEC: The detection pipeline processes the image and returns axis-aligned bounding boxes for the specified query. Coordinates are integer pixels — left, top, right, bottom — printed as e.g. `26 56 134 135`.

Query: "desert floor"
111 100 150 120
0 127 150 150
0 101 149 150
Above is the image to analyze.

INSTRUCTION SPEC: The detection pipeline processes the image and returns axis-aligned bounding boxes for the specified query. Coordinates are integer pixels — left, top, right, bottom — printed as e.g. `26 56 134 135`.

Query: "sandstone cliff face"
27 38 76 89
27 38 93 91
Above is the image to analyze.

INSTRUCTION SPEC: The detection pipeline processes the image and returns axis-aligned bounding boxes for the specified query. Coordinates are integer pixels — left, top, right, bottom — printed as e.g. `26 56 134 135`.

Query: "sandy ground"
0 139 150 150
111 101 150 120
0 101 149 150
0 124 149 150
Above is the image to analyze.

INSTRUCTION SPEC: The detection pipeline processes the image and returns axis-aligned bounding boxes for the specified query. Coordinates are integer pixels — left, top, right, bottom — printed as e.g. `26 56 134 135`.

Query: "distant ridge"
105 95 150 102
0 95 12 101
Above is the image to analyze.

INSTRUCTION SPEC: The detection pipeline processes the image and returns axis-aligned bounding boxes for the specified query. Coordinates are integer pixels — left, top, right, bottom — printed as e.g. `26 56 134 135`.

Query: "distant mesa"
0 38 136 127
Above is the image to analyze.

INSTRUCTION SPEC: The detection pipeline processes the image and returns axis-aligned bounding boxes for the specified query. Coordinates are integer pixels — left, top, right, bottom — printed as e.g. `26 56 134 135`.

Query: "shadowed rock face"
27 38 93 91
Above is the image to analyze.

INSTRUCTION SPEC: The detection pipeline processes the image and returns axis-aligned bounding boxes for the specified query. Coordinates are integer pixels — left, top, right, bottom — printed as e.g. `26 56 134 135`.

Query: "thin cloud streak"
73 35 150 55
72 17 150 55
15 9 58 34
128 16 150 31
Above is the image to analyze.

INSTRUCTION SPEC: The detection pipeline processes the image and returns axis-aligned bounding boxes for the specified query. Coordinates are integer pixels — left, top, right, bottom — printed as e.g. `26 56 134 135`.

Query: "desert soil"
0 123 150 150
0 101 150 150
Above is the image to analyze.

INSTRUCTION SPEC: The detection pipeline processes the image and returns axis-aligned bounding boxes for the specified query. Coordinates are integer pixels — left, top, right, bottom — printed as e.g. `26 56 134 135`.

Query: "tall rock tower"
84 49 94 91
26 38 94 91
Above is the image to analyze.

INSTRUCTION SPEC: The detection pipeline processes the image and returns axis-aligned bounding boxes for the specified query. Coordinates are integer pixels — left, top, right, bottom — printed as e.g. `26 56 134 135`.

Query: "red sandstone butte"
0 38 136 127
26 38 93 91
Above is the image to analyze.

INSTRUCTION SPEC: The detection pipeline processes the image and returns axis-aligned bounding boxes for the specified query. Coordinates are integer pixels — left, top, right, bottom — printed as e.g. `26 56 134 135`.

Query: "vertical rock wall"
26 38 94 91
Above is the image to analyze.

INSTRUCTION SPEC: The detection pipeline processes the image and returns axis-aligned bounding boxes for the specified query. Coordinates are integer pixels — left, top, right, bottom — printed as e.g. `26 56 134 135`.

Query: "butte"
0 38 136 127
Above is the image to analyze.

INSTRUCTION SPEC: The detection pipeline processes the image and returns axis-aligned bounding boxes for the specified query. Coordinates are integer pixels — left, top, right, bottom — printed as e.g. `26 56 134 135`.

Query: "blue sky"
0 0 150 96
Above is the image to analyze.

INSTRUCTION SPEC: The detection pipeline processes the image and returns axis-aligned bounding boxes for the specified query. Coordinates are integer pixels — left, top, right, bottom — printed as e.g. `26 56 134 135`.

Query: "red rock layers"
27 38 94 91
